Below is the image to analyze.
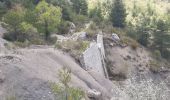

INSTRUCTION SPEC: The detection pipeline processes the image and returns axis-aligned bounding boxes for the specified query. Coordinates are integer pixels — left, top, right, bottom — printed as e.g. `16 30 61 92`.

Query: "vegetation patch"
149 60 161 73
50 68 85 100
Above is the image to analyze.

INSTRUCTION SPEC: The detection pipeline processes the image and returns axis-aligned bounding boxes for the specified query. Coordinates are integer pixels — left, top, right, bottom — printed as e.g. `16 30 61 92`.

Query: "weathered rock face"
0 70 5 83
81 34 108 78
71 32 87 41
104 37 170 100
87 89 102 100
0 47 124 100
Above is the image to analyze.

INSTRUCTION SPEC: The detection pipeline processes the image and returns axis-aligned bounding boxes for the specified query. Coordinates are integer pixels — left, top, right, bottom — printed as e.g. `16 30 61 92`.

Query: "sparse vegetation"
153 50 162 60
55 40 89 53
85 22 98 38
130 41 139 50
149 60 161 73
0 0 170 99
6 94 17 100
110 0 126 28
51 67 85 100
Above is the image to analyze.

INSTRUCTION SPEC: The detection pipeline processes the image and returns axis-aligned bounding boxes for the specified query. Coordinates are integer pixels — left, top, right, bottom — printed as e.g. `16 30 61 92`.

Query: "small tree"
89 5 103 23
110 0 126 28
18 22 38 42
2 8 24 41
3 9 24 33
153 19 170 57
80 0 88 15
35 0 61 40
51 67 85 100
71 0 88 15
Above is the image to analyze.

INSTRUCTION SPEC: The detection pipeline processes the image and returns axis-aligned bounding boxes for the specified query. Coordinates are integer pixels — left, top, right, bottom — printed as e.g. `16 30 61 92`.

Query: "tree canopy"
35 0 61 40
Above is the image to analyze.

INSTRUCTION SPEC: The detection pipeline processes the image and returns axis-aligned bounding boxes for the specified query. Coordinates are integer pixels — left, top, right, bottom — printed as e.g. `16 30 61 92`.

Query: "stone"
51 34 68 42
69 22 76 34
0 70 5 83
71 32 87 40
112 33 120 42
81 34 108 78
87 89 102 100
78 32 87 40
127 55 131 59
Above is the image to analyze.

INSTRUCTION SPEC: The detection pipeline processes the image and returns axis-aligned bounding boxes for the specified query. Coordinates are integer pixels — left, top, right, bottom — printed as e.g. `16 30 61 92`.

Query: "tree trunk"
45 20 49 40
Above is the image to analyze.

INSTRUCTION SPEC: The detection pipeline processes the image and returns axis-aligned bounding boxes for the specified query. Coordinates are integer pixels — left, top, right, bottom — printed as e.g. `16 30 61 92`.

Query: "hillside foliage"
0 0 170 59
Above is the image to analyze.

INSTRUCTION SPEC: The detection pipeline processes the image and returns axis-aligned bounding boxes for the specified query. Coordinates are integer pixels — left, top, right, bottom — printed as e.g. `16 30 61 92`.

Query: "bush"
3 22 38 43
30 38 45 45
85 22 98 38
58 21 70 34
130 41 139 50
47 36 58 45
6 95 16 100
153 50 161 60
14 40 30 48
149 60 161 73
18 22 38 42
3 32 16 41
51 68 85 100
56 40 89 53
4 42 16 50
54 42 62 49
54 40 89 60
126 27 138 40
161 49 170 60
71 14 88 30
120 36 139 50
89 7 103 24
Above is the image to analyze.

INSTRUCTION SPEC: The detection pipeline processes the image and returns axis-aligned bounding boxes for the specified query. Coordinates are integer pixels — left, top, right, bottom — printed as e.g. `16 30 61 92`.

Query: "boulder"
87 89 102 100
71 32 87 40
112 33 120 42
68 22 76 34
0 70 5 83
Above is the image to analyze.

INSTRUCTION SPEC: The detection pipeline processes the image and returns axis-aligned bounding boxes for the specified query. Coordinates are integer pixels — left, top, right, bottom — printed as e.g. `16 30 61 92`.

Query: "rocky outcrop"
81 34 108 78
0 47 121 100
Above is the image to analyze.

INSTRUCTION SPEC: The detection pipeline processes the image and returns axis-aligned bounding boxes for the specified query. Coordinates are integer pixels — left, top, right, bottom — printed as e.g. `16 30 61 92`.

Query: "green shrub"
120 36 139 49
3 22 39 43
51 68 85 100
4 43 16 50
58 21 70 34
153 50 161 60
3 32 16 42
14 40 30 48
85 22 98 38
54 42 62 49
161 49 170 60
18 22 38 42
6 95 16 100
78 41 89 52
55 40 89 53
126 27 138 40
149 60 161 73
30 38 45 45
48 36 58 45
72 14 88 28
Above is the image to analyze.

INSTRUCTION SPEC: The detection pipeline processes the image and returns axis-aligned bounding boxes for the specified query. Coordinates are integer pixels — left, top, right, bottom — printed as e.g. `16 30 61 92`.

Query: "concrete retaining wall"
82 34 108 78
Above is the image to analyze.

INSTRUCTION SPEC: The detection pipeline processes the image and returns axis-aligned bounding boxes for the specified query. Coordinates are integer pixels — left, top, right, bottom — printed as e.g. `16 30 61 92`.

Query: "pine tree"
153 19 170 56
80 0 88 15
71 0 88 15
110 0 126 28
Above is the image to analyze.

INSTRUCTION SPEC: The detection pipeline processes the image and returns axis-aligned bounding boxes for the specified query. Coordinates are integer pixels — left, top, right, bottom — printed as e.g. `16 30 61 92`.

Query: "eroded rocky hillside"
0 32 170 100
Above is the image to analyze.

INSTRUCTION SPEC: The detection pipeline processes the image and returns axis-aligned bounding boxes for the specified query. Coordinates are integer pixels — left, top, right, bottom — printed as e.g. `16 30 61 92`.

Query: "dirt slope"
0 45 127 100
104 38 170 100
